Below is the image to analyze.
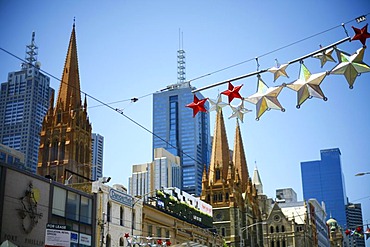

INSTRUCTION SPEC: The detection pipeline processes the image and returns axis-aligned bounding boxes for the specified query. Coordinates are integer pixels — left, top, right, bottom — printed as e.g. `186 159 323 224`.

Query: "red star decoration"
124 233 129 238
221 82 243 103
166 240 171 246
352 24 370 46
157 239 163 245
186 95 208 117
356 226 363 233
345 229 351 235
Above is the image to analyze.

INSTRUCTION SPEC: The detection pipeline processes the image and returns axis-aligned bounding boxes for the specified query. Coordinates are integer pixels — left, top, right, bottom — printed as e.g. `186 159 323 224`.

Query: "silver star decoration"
268 62 289 82
208 94 228 112
286 63 327 108
330 46 370 89
228 100 251 123
244 75 285 120
313 47 336 68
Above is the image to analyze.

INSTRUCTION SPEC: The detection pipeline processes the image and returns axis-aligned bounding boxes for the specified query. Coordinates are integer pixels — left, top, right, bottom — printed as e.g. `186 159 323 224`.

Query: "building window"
282 239 286 247
157 227 162 237
282 225 285 232
119 238 124 246
213 194 217 202
215 169 221 180
106 234 111 247
80 196 92 224
120 207 124 226
277 241 280 247
221 227 226 236
107 202 111 222
271 240 274 247
218 193 223 201
276 226 279 233
132 209 136 229
66 191 80 221
52 186 66 217
207 194 210 202
148 225 153 236
225 193 229 200
270 226 274 233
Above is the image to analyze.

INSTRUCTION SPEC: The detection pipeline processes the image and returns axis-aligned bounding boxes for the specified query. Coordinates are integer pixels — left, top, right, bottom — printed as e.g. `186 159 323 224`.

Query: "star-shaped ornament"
268 62 289 82
124 233 130 238
330 47 370 89
228 100 251 123
208 94 228 112
286 63 327 108
352 23 370 46
186 95 208 117
313 47 336 68
221 82 243 103
244 75 285 120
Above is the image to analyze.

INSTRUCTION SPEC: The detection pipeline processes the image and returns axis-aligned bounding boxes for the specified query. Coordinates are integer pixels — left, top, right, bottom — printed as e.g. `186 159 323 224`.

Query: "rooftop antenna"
23 31 38 69
177 29 186 84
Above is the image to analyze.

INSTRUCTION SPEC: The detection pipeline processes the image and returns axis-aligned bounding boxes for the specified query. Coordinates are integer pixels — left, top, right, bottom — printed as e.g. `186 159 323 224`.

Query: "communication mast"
177 30 186 84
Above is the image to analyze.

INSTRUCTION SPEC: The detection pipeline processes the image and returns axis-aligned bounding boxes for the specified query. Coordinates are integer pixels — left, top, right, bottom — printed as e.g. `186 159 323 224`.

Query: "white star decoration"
330 46 370 89
268 63 289 82
286 63 327 108
313 47 336 68
208 94 228 112
228 100 251 123
244 75 285 120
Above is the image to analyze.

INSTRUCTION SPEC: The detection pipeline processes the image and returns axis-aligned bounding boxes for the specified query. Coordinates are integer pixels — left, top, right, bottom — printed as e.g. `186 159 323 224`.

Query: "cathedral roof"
57 23 82 111
232 120 249 191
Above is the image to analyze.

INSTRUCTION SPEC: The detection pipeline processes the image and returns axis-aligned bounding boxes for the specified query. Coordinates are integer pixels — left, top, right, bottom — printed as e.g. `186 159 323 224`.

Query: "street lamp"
355 172 370 176
241 221 267 247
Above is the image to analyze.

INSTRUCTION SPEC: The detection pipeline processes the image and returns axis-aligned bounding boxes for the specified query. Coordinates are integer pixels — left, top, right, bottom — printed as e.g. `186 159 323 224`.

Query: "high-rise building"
91 133 104 181
0 32 54 173
37 23 92 184
276 188 298 203
301 148 347 228
153 82 210 196
201 111 262 247
129 148 181 197
346 203 365 247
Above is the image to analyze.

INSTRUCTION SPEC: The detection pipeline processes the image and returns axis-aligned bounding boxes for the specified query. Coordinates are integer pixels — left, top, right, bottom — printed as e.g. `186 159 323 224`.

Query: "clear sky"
1 0 369 240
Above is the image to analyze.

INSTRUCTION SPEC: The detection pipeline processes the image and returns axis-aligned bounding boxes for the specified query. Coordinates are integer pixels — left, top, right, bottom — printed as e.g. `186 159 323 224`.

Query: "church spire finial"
73 17 76 28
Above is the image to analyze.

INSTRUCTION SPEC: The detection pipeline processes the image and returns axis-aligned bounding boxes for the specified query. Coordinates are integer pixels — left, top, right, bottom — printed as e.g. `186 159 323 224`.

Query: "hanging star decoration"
286 62 327 108
365 225 370 240
124 233 130 238
186 95 208 117
208 94 228 112
268 60 289 82
221 82 243 103
351 23 370 46
228 100 252 123
330 46 370 89
313 47 336 68
244 75 285 120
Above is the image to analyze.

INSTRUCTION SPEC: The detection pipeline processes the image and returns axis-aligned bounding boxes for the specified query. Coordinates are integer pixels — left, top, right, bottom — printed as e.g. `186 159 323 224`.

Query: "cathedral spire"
57 22 81 112
252 163 263 195
232 120 249 191
209 110 230 183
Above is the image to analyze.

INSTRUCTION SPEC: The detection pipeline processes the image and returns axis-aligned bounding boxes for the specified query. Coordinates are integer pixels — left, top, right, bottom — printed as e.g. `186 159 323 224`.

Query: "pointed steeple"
252 164 263 195
57 22 81 112
209 110 230 183
232 120 249 191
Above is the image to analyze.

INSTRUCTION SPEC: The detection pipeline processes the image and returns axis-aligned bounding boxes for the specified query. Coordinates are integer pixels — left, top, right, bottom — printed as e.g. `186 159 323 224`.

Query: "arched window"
120 207 124 226
119 237 124 246
106 234 111 247
51 139 58 161
221 227 226 236
282 225 285 232
57 110 62 124
75 142 79 162
207 194 210 202
59 140 65 160
218 193 223 201
215 169 221 180
44 141 50 163
213 194 217 202
270 226 274 233
79 143 84 163
271 240 274 247
282 239 286 247
277 241 280 247
276 225 279 233
107 202 111 222
225 193 229 200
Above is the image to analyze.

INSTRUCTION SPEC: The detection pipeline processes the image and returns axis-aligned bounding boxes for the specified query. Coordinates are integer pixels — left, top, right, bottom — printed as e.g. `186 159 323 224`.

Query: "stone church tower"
37 23 92 184
201 110 262 247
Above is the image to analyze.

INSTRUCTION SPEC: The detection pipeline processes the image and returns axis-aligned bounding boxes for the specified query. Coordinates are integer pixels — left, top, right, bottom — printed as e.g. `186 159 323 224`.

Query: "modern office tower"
129 148 181 197
37 23 92 184
301 148 348 228
91 133 104 181
346 203 365 247
0 32 54 173
153 82 210 196
276 188 298 203
0 143 25 167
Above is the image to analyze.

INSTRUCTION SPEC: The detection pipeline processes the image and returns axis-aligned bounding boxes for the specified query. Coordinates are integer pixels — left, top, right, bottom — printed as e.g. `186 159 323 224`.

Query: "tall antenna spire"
23 31 38 69
177 29 186 84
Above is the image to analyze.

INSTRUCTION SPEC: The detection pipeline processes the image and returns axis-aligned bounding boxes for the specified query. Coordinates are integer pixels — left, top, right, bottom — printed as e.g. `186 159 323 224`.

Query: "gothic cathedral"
37 23 92 184
201 110 263 247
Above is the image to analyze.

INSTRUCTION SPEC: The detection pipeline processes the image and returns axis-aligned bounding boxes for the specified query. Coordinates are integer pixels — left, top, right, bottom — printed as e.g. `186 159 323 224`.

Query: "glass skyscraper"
91 133 104 181
301 148 347 228
0 32 53 173
153 82 210 196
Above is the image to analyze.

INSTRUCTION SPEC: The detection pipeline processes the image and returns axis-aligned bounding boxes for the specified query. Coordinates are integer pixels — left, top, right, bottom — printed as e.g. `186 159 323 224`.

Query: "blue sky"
1 0 370 239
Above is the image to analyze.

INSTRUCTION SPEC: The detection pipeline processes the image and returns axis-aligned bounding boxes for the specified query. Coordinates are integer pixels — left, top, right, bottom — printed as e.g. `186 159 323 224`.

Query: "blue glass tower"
301 148 347 228
153 82 210 196
0 32 54 173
